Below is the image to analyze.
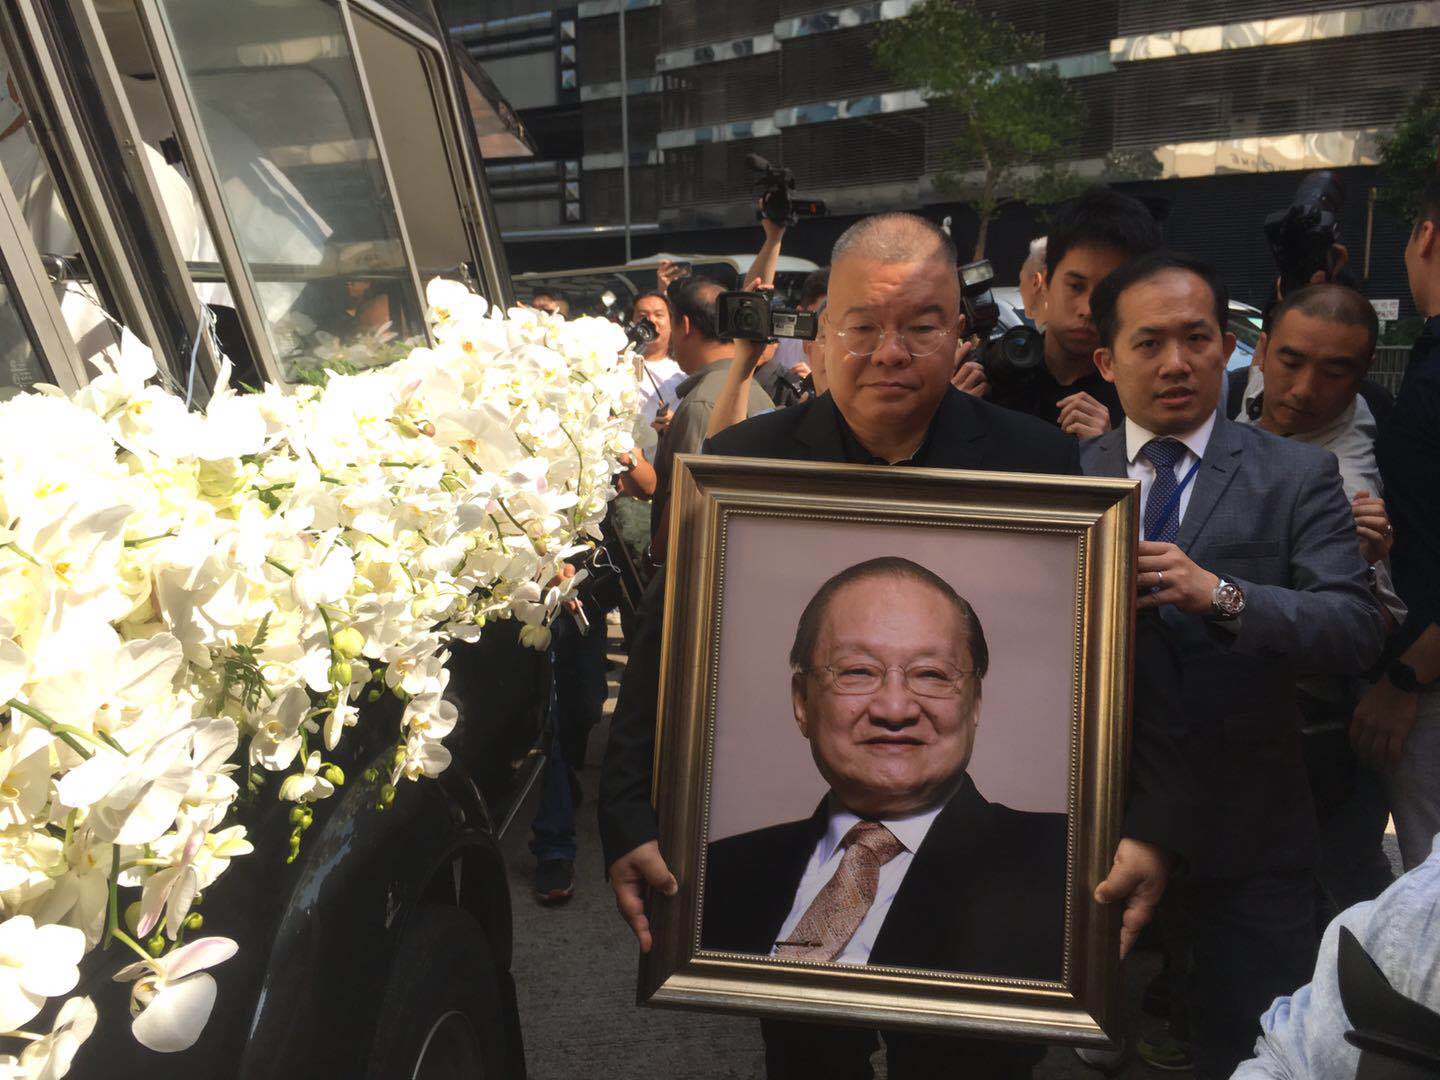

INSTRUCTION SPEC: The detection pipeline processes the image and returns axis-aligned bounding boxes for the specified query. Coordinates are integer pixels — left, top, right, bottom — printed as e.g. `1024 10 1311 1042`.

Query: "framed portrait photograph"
639 454 1139 1046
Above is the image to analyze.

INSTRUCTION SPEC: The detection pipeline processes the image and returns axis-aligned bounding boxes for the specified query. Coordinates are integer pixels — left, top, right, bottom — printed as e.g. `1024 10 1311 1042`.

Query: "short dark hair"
666 275 729 343
1268 283 1379 358
788 557 989 680
631 290 672 321
1416 175 1440 233
1045 187 1163 281
531 289 561 303
1091 250 1229 349
799 269 830 309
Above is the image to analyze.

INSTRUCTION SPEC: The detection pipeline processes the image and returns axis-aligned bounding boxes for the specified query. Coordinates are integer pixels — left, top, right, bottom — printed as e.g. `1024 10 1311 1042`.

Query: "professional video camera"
624 315 658 350
1264 170 1345 295
716 289 818 343
746 153 827 228
959 259 1043 388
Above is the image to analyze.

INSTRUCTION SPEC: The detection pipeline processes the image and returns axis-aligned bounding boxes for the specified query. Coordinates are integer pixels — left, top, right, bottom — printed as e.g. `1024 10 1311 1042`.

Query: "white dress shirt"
1123 412 1216 540
771 797 945 964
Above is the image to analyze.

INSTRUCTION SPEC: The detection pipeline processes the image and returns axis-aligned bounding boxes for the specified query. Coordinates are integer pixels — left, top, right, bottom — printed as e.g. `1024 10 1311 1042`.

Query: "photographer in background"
772 269 829 379
631 291 684 435
648 276 774 540
965 187 1162 438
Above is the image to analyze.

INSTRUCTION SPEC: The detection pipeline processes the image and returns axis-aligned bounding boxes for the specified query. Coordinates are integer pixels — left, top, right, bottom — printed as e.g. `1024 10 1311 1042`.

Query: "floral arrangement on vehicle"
0 280 640 1074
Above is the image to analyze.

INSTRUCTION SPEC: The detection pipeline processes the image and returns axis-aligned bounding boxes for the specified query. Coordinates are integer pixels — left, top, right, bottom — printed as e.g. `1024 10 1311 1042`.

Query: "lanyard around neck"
1143 458 1202 543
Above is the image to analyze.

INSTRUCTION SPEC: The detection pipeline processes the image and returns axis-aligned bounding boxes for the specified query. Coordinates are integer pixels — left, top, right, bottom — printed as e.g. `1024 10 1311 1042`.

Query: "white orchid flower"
9 994 96 1080
113 936 237 1052
0 916 86 1033
278 752 335 804
0 729 54 830
248 687 310 772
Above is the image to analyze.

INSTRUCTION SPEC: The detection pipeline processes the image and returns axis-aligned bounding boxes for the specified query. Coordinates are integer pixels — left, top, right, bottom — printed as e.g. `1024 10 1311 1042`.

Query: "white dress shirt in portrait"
1123 412 1216 539
771 798 945 964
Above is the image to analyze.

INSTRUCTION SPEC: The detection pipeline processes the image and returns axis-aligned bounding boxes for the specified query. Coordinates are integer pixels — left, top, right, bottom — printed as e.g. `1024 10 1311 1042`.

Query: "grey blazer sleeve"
1226 453 1386 674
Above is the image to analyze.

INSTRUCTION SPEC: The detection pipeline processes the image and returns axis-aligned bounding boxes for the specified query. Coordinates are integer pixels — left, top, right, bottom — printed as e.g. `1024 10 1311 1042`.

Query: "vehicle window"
152 0 426 380
350 13 480 295
0 264 51 401
0 47 123 371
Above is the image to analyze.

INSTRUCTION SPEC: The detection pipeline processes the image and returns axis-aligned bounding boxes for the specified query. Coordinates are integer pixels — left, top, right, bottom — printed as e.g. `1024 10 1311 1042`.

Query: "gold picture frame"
640 454 1139 1046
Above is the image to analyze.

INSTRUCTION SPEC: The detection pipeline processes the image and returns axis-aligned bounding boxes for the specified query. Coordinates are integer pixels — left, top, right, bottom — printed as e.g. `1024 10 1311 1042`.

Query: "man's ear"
1421 220 1438 259
1094 346 1117 384
1255 331 1270 373
792 673 811 738
1222 330 1237 365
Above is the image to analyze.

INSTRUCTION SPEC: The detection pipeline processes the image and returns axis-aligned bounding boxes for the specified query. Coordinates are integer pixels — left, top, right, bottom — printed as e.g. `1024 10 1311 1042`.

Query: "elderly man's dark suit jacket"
702 776 1067 982
599 388 1198 872
1082 418 1387 879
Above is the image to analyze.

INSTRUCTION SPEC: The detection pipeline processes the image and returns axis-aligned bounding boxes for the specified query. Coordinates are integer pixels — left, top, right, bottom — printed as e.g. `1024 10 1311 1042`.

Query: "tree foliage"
1377 88 1440 223
874 0 1086 257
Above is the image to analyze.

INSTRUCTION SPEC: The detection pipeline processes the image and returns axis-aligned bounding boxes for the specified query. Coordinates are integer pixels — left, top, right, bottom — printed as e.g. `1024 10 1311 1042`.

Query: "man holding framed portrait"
599 211 1199 1077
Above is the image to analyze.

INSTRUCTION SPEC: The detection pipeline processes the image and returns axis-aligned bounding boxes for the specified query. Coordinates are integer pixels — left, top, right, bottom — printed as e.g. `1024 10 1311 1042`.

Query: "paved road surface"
499 620 1401 1078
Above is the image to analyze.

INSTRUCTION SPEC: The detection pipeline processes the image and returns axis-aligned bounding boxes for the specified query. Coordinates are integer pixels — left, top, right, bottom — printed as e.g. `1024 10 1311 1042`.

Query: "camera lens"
737 308 760 332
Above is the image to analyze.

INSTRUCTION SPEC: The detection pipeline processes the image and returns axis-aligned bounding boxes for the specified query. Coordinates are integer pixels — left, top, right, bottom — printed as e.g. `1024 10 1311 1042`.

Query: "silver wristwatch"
1210 578 1246 621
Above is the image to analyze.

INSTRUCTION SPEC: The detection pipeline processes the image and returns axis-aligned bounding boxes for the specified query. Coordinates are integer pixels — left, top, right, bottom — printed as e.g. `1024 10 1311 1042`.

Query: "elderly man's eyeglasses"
831 322 952 359
805 661 975 699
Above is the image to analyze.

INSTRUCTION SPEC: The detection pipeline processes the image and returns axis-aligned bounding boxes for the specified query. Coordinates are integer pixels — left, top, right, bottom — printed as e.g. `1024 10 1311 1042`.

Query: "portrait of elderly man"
700 556 1067 981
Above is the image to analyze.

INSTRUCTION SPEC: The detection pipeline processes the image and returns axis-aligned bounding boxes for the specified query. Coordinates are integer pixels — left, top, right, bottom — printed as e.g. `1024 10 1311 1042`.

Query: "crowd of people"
523 176 1440 1079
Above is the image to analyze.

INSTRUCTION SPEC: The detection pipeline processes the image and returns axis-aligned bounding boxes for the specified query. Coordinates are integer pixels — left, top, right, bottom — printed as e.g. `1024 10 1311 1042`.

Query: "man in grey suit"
1080 250 1387 1080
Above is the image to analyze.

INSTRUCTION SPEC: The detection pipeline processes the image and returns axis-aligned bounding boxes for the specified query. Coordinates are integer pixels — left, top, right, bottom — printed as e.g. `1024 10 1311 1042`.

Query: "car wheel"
368 904 512 1080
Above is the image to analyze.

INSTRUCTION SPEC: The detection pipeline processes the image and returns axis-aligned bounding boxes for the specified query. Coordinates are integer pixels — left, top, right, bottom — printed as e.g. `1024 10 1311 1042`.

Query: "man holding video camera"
602 211 1198 1078
959 187 1162 439
648 276 776 540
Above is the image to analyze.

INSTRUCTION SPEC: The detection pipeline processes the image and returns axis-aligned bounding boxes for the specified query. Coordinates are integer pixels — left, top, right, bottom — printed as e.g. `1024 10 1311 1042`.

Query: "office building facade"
449 0 1440 309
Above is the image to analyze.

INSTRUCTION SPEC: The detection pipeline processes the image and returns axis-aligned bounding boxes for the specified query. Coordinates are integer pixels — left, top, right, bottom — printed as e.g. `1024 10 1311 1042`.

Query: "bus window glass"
0 268 50 400
153 0 425 380
351 14 479 295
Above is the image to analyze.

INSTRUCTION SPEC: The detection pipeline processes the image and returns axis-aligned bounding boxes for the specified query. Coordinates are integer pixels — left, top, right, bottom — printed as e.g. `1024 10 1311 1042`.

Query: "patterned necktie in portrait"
1142 437 1186 544
774 820 906 962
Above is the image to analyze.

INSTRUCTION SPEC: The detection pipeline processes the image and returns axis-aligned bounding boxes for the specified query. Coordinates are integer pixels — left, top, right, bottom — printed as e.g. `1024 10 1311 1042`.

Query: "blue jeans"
530 596 610 863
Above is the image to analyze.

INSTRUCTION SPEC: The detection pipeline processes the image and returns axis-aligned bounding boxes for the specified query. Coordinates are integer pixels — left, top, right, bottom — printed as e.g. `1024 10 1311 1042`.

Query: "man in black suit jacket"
599 213 1194 1078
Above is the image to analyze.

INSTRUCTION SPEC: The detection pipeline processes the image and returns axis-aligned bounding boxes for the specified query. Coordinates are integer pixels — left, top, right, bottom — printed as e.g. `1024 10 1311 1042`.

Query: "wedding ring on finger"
1157 569 1164 588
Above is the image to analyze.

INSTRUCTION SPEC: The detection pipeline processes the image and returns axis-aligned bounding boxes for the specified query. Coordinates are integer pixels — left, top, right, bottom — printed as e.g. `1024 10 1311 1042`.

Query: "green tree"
874 0 1086 258
1377 88 1440 223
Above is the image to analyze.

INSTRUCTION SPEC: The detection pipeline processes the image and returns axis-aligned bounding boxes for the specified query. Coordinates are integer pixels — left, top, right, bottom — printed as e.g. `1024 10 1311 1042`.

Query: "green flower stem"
109 927 155 966
0 542 41 567
103 847 121 949
5 700 92 760
96 729 129 755
265 557 295 577
124 531 177 548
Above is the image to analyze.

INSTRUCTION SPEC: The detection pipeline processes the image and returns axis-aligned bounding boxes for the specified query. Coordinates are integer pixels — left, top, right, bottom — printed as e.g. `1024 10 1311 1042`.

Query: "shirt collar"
835 409 937 466
819 794 947 864
1123 410 1216 466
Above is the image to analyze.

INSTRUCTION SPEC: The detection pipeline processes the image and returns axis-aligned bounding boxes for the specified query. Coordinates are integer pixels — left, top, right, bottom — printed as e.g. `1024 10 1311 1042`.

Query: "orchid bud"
322 764 345 786
417 420 436 437
379 784 396 809
124 901 142 934
332 628 364 659
363 767 380 783
183 912 204 931
391 747 407 769
146 933 166 957
366 686 383 702
289 806 306 825
329 661 352 688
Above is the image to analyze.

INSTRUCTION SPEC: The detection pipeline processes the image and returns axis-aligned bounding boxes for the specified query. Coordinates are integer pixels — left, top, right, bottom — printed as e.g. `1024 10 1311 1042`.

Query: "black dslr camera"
747 153 827 228
1264 170 1345 295
624 316 658 350
716 290 818 342
959 259 1043 388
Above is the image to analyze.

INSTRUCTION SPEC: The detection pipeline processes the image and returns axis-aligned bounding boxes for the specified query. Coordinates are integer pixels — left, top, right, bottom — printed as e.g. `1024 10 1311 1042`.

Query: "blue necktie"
1142 438 1186 543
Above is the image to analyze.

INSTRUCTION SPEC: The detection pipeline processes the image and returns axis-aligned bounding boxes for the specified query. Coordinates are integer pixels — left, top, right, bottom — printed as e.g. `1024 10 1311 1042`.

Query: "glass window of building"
151 0 426 380
350 12 480 293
